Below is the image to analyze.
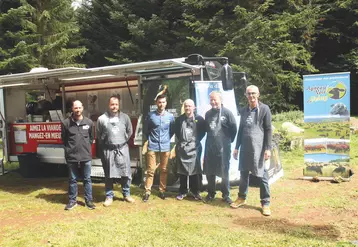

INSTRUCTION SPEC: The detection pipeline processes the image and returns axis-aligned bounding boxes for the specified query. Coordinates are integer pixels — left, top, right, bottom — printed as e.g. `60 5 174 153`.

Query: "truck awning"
0 58 201 88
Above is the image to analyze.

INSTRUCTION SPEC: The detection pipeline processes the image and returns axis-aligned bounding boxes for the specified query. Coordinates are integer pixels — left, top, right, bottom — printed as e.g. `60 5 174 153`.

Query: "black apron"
204 108 231 177
102 116 131 179
176 117 202 176
239 107 265 177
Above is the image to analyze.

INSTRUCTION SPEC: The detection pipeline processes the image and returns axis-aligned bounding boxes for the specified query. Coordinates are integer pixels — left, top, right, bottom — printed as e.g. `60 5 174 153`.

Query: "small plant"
272 110 304 125
272 111 304 151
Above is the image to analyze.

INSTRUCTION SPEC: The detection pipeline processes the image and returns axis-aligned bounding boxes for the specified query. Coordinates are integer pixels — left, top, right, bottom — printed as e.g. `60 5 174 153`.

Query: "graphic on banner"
303 72 350 177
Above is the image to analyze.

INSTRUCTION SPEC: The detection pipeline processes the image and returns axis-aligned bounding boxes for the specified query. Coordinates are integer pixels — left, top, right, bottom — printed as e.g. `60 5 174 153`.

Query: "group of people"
61 85 273 216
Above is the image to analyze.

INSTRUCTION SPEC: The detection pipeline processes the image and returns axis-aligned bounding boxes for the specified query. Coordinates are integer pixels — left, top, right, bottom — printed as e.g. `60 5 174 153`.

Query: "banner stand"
303 72 351 179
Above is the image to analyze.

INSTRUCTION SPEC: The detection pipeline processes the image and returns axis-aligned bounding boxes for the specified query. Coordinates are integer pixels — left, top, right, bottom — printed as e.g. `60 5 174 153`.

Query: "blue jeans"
68 161 93 203
105 176 131 198
207 164 230 199
238 170 270 206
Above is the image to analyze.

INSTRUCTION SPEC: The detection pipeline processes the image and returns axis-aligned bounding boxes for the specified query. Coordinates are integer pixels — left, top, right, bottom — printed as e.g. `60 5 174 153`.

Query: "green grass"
0 116 358 246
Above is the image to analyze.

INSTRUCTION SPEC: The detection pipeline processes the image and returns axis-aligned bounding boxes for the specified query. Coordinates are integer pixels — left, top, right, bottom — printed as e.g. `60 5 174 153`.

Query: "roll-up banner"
194 81 283 184
303 72 351 178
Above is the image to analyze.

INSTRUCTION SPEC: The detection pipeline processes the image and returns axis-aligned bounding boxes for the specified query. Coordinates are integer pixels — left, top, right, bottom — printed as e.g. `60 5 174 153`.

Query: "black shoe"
64 201 77 210
223 197 233 204
142 193 150 202
204 194 214 203
85 201 96 210
159 192 166 200
192 193 202 201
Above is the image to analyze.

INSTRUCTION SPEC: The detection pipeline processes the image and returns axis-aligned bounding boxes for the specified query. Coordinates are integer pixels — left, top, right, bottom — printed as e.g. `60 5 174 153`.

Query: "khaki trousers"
145 151 170 193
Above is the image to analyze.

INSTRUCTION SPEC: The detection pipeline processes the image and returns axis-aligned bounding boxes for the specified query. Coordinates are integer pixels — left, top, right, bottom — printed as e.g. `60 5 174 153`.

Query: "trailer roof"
0 58 201 88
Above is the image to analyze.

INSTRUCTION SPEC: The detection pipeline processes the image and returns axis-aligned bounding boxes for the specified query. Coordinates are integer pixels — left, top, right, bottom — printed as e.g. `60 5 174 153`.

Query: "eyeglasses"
246 92 257 96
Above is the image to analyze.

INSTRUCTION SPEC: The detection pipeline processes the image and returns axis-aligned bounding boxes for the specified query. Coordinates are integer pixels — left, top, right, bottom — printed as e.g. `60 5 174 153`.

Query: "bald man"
231 85 272 216
62 100 95 210
173 99 206 201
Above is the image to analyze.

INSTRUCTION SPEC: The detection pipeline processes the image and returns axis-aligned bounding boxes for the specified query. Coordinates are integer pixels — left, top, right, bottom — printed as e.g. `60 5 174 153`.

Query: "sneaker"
64 201 77 210
230 198 247 209
159 192 166 200
192 193 202 201
103 197 113 207
262 205 271 216
142 193 150 202
204 194 215 203
124 196 135 203
176 193 187 201
86 201 96 210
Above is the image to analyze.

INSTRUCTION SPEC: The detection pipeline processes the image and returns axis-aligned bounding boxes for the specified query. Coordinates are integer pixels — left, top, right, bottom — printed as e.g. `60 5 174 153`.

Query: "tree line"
1 0 357 113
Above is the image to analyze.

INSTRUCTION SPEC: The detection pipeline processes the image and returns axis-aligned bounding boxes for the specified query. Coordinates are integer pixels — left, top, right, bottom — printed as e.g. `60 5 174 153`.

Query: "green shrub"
272 111 304 151
272 110 304 125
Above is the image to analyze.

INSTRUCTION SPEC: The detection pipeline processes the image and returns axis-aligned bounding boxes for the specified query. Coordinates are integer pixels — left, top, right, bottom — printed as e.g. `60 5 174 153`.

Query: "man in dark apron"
203 91 237 205
97 96 134 206
231 85 272 216
174 99 206 201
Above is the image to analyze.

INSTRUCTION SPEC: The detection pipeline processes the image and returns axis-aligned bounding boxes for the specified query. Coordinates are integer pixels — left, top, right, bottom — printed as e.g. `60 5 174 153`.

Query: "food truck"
0 55 283 185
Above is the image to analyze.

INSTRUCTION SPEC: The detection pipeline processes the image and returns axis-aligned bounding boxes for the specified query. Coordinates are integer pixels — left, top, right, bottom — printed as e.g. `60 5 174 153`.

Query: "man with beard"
97 96 135 206
142 94 174 202
174 99 206 201
62 100 95 210
204 91 237 205
231 85 272 216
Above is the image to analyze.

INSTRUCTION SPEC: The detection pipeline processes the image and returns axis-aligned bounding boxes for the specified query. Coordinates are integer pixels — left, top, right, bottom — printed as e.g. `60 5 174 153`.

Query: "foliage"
0 0 36 74
311 0 358 114
272 111 304 151
182 1 321 112
0 0 86 74
77 0 194 67
272 110 304 124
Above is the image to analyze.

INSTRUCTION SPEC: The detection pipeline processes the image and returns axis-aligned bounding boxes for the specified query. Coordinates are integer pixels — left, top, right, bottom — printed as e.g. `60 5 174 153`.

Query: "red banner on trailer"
9 122 97 156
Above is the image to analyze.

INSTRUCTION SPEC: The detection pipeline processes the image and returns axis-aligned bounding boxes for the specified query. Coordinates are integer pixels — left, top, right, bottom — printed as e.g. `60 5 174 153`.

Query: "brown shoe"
262 205 271 216
230 198 247 209
124 196 135 203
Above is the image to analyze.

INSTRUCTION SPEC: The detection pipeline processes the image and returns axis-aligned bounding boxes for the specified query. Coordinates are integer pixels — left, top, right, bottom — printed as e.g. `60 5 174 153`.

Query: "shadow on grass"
233 216 341 241
0 172 236 207
0 171 68 194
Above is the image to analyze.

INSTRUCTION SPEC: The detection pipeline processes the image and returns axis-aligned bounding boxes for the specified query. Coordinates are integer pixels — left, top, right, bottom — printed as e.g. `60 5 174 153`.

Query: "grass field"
304 121 350 139
0 126 357 246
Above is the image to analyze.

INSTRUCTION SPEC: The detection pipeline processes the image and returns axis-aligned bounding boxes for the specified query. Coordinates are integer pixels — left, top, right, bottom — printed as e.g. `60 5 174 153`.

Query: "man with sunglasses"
231 85 272 216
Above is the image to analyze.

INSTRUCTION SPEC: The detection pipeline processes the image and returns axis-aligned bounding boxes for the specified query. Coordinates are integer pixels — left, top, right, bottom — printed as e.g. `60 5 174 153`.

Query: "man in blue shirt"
142 94 174 202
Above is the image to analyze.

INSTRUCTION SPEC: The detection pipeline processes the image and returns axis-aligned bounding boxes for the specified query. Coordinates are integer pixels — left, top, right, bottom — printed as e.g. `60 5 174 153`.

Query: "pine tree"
311 0 358 114
78 0 194 66
182 0 321 112
0 0 36 74
0 0 86 75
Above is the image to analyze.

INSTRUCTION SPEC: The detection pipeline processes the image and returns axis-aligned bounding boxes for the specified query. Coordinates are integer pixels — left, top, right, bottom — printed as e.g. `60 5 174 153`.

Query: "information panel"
303 72 351 177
